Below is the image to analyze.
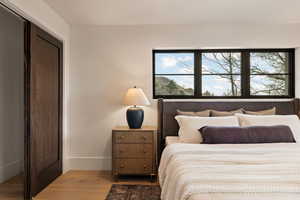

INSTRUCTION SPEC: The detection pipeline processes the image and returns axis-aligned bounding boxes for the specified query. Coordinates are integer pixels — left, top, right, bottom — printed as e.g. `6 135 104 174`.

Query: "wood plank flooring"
0 174 23 200
34 170 158 200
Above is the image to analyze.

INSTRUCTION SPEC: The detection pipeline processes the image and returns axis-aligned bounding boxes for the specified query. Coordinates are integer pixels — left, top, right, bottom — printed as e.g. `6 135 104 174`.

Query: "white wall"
0 7 24 183
0 0 71 172
69 24 300 170
1 0 300 172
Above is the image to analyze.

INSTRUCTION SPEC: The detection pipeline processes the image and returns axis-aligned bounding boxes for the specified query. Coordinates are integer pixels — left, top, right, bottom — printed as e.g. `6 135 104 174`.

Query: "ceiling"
44 0 300 25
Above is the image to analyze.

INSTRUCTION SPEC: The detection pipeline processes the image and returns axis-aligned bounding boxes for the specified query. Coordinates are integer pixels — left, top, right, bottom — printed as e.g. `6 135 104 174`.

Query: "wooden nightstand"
112 126 157 180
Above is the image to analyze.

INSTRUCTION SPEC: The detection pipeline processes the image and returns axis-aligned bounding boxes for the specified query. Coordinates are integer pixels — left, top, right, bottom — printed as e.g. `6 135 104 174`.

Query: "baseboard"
68 156 112 170
63 156 71 173
0 160 23 183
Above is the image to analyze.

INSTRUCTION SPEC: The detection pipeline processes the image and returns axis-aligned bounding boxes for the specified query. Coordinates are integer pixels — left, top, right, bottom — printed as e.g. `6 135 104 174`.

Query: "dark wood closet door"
28 23 63 197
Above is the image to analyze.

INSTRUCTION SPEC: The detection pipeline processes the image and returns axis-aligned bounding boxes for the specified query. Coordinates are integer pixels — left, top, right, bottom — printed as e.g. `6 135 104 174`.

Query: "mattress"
165 136 180 145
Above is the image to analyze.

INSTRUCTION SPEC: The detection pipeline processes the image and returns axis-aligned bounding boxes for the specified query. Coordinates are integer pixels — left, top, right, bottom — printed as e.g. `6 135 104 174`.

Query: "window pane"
202 75 241 96
250 52 289 74
202 52 241 74
155 75 194 96
155 53 194 74
250 75 289 96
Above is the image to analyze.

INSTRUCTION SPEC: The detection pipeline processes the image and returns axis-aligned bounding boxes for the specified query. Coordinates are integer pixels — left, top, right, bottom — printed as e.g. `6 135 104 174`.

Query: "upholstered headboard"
157 98 300 160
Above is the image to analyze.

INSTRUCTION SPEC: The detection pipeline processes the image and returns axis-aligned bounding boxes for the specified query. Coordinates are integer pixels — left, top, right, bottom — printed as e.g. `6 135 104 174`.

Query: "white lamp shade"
123 87 150 106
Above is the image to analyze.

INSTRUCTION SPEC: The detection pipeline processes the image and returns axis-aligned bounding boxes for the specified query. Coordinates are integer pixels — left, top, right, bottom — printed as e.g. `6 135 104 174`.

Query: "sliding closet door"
28 23 63 196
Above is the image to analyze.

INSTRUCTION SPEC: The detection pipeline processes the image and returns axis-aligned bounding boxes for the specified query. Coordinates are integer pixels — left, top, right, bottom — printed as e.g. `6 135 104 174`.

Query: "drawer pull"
120 164 125 168
118 136 125 140
119 149 124 153
143 150 147 153
142 136 147 140
144 165 147 169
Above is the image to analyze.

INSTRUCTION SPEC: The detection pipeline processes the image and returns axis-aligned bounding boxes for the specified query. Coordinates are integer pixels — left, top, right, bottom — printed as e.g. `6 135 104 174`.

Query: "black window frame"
153 48 295 99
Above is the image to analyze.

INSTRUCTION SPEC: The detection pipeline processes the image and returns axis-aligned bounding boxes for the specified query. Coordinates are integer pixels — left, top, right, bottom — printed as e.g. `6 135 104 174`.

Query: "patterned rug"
105 184 161 200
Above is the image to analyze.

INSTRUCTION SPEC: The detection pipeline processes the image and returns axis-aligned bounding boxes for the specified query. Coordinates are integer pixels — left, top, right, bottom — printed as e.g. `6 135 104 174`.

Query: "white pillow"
236 114 300 142
175 115 240 143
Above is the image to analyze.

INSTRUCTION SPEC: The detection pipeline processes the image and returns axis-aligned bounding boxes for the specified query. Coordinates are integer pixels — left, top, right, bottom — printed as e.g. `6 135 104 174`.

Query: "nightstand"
112 126 157 180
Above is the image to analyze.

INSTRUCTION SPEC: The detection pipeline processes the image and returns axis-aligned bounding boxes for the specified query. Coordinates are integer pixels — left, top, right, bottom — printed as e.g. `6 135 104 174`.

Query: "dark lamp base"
126 107 144 129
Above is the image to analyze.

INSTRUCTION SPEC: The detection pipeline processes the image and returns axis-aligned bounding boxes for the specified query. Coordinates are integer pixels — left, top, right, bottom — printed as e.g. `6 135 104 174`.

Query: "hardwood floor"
34 170 158 200
0 174 23 200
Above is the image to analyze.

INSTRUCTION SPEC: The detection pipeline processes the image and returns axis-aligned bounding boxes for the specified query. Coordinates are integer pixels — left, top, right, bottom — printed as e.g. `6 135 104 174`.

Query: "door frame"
24 22 64 198
24 20 31 200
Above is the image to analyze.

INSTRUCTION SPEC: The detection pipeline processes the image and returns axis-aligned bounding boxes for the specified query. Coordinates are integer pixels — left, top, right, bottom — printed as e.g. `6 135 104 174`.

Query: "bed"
157 99 300 200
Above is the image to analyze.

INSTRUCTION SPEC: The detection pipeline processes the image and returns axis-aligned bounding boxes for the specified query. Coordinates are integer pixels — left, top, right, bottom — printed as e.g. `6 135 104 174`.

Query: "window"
202 52 241 96
154 51 195 96
250 52 290 96
153 49 295 99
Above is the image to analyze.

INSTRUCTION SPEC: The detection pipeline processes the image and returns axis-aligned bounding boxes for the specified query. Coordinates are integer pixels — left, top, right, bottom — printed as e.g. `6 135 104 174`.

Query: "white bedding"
159 143 300 200
165 136 180 145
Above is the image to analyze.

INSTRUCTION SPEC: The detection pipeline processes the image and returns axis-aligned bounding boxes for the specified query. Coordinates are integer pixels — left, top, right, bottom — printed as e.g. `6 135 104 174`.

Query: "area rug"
105 184 161 200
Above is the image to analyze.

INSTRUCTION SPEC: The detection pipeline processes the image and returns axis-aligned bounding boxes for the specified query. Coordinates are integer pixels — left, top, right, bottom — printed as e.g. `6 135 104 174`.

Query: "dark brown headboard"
157 98 300 160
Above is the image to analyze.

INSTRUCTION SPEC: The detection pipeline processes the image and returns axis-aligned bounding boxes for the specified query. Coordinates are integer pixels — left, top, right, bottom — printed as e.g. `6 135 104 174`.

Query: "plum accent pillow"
200 125 296 144
175 116 239 143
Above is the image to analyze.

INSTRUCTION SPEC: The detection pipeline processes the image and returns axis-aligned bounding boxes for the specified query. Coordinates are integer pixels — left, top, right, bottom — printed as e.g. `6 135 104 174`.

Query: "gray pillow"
244 107 276 115
177 109 210 117
199 125 296 144
210 109 243 117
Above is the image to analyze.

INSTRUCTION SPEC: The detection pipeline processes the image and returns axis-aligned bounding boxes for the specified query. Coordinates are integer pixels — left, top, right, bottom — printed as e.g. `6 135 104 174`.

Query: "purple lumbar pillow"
199 125 296 144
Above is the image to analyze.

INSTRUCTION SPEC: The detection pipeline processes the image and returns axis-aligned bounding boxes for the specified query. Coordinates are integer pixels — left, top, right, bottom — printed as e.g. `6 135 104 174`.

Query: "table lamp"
123 86 150 129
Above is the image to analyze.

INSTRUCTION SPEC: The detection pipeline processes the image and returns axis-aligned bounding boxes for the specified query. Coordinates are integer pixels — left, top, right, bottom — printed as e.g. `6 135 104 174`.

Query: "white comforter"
159 143 300 200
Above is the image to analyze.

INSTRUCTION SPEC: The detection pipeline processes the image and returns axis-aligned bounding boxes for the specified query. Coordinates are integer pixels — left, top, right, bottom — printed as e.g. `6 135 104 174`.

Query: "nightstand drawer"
114 144 153 158
114 132 153 144
115 159 152 174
